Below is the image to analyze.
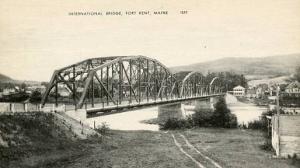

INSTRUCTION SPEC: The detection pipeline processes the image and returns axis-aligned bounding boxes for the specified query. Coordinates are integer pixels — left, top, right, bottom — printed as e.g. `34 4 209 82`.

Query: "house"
57 86 72 97
2 88 16 96
233 85 245 97
26 85 46 94
246 87 256 98
49 85 71 97
59 88 71 97
256 84 269 98
285 81 300 94
268 85 278 96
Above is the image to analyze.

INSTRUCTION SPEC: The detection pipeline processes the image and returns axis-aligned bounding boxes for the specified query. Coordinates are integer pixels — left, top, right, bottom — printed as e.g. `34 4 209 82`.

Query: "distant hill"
248 75 291 87
170 54 300 79
0 73 14 83
0 73 41 85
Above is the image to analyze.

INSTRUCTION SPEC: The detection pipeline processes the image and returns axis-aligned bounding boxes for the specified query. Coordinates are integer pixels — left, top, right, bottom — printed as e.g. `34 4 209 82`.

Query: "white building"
233 85 245 97
26 85 46 94
2 88 16 95
285 81 300 93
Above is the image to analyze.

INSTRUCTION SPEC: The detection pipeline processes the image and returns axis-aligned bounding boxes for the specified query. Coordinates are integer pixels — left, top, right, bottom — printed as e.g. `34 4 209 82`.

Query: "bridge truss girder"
41 56 179 109
41 56 226 110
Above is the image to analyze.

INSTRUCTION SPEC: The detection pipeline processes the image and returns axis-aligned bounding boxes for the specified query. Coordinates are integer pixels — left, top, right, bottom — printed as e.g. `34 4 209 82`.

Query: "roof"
233 85 245 90
286 81 300 89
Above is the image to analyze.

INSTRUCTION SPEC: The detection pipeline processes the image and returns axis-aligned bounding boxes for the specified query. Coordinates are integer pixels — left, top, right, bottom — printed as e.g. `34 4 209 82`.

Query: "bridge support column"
194 99 212 111
158 103 185 122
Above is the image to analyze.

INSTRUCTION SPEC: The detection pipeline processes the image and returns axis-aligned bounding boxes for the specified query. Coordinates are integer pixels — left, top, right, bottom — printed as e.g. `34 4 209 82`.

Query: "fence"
0 102 74 113
0 102 41 113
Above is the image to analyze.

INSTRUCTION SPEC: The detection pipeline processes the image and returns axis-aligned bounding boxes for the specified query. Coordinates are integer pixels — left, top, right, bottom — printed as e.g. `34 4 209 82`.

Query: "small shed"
272 114 300 157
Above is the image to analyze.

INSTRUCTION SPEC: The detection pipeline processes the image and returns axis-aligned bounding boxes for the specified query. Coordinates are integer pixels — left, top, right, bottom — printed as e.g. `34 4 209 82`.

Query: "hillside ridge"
170 54 300 78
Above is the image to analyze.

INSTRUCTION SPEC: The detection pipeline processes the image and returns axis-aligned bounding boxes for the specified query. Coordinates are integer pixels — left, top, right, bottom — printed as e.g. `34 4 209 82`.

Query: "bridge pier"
210 97 219 108
158 97 221 122
193 98 211 110
158 103 185 122
193 97 219 111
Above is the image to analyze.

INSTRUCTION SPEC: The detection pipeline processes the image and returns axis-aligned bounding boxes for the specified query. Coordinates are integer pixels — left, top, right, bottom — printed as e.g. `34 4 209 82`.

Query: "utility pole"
276 85 280 156
276 85 280 115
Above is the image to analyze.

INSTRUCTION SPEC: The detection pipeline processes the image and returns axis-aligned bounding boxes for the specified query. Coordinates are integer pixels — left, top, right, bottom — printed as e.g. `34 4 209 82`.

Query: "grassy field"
178 128 299 167
1 113 299 168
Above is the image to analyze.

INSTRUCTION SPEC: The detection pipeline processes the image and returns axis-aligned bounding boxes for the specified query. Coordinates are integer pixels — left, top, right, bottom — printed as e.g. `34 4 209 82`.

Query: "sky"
0 0 300 81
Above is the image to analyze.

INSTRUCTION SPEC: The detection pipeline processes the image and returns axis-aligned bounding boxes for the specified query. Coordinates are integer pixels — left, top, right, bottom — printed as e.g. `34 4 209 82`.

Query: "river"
68 94 267 131
226 94 268 126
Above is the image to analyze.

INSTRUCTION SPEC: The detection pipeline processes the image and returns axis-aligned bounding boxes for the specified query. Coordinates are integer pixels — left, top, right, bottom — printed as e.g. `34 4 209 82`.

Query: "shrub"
224 113 238 128
192 109 213 127
248 110 273 132
260 138 273 151
160 98 237 130
160 118 192 130
248 120 264 130
186 115 194 127
29 90 42 104
95 122 110 135
291 154 300 166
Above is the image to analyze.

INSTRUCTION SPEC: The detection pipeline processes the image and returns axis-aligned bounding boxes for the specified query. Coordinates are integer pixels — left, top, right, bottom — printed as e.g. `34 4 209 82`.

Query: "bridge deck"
86 93 225 116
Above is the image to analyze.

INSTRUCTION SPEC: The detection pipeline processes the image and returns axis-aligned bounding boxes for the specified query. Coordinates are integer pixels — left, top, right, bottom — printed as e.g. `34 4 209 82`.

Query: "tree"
240 74 248 88
211 98 237 128
41 82 49 88
21 82 27 90
29 90 42 104
216 72 248 91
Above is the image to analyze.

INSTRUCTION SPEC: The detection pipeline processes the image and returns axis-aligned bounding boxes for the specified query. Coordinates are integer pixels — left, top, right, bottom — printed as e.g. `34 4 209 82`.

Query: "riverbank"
1 113 299 168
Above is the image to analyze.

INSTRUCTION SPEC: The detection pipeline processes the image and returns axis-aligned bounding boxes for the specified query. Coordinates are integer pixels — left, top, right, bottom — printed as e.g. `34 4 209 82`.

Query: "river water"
70 94 267 131
84 107 159 131
226 94 267 126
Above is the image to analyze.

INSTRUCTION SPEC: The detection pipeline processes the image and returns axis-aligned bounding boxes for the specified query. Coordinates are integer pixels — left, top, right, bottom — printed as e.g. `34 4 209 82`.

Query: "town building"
2 88 16 96
58 86 71 97
233 85 245 97
26 85 46 94
246 87 256 98
255 84 268 98
285 81 300 94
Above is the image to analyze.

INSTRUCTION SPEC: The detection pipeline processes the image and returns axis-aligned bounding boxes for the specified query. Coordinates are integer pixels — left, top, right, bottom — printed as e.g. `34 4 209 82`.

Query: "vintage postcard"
0 0 300 167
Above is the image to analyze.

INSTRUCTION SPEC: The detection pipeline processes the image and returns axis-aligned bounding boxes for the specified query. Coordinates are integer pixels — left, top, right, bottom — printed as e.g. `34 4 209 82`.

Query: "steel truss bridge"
41 56 226 113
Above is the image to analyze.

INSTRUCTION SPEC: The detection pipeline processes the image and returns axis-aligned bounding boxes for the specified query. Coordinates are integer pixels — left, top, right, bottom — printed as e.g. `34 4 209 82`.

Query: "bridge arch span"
179 71 207 98
209 77 225 94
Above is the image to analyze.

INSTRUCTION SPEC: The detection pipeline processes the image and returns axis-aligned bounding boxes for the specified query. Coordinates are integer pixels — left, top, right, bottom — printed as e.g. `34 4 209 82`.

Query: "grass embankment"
0 113 89 168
